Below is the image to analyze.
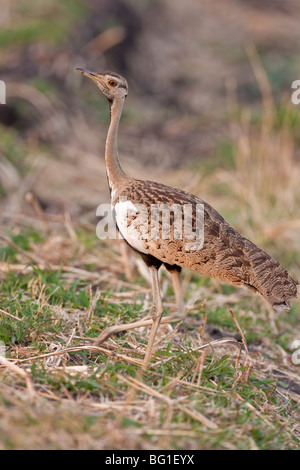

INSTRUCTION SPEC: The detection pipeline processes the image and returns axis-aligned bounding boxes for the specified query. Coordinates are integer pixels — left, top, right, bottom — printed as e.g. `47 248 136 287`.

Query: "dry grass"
1 0 300 451
1 61 300 449
0 210 299 449
1 102 300 449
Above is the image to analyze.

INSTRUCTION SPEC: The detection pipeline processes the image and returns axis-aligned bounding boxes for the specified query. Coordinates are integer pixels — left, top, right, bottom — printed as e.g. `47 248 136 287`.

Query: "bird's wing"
114 179 298 308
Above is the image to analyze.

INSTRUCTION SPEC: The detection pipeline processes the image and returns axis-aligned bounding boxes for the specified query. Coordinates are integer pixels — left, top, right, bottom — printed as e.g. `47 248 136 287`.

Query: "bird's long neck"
105 97 127 194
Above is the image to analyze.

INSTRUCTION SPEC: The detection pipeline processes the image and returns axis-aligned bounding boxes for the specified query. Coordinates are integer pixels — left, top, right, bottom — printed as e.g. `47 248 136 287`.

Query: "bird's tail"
244 240 299 311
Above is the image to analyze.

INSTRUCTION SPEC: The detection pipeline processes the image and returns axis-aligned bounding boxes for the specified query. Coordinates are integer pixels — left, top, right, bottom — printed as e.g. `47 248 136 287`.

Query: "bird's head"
76 68 128 102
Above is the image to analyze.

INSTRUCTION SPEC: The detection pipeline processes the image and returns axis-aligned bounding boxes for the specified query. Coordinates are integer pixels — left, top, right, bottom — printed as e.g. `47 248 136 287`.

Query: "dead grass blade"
0 235 46 265
177 405 218 430
15 345 144 367
0 308 23 322
0 356 35 396
228 308 248 365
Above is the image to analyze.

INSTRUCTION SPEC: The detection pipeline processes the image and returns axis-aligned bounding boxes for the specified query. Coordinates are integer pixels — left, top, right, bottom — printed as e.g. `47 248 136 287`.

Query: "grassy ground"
0 221 299 450
1 0 300 451
1 107 300 448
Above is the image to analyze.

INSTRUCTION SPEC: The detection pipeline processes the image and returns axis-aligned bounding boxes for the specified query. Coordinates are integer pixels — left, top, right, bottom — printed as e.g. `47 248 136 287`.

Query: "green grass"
1 15 300 445
0 0 87 48
0 126 26 168
0 224 299 449
0 231 44 263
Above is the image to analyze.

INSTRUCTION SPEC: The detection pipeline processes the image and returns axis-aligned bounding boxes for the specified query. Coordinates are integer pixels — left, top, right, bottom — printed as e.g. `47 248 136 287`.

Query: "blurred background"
1 0 300 451
0 0 300 275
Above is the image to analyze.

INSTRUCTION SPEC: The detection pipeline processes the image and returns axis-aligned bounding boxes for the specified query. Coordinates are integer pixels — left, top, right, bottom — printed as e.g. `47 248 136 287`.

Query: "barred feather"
113 178 299 309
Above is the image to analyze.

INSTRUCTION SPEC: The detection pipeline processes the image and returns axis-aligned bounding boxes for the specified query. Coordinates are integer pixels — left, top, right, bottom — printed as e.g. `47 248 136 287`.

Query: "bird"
76 67 298 368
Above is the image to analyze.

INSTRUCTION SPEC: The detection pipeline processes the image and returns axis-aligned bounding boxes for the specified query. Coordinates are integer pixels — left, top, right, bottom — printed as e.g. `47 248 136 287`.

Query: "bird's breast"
113 198 149 254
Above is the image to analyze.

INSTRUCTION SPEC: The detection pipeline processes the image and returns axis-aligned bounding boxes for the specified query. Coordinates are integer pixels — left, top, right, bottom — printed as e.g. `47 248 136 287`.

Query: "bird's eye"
108 80 117 87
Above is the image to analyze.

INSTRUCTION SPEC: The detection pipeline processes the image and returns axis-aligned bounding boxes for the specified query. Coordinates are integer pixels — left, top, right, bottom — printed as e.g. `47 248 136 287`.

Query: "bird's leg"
118 238 134 281
164 264 186 321
170 268 186 320
93 265 170 357
143 266 164 368
93 315 173 345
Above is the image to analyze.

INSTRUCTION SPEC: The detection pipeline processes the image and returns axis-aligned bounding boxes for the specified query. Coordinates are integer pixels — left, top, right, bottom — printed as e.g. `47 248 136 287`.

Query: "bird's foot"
93 315 175 346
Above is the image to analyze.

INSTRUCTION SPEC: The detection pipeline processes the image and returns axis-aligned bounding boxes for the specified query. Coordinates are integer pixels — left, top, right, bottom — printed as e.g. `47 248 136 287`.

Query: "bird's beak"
76 67 108 88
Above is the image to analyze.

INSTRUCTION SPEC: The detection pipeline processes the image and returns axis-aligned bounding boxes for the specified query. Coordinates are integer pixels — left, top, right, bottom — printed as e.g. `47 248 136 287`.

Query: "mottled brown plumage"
77 67 298 367
113 177 298 310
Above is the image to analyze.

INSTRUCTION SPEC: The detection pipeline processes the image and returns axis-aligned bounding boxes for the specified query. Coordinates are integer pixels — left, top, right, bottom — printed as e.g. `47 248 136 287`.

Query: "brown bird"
76 68 298 367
